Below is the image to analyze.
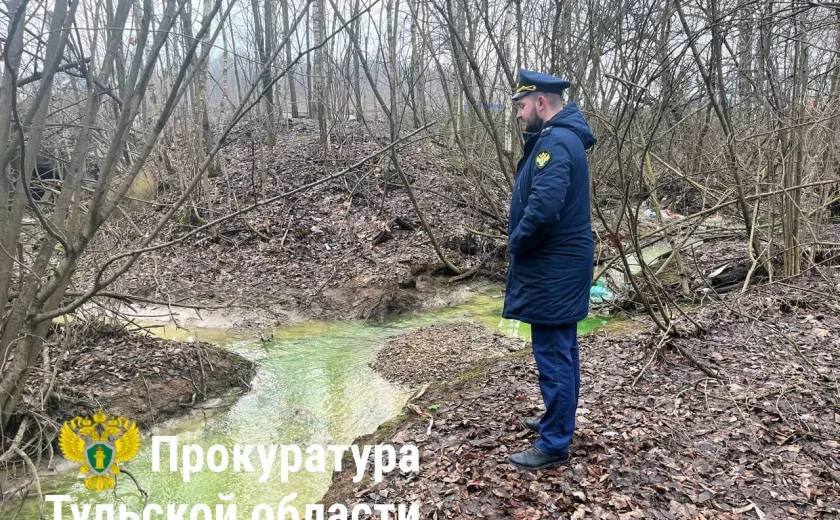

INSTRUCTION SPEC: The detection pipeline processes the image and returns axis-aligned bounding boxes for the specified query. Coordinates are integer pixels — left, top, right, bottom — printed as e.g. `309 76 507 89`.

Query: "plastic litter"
589 279 614 303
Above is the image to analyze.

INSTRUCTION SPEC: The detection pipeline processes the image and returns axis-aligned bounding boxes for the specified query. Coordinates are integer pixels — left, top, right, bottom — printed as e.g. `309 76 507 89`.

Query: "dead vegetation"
104 120 506 321
0 321 255 503
326 272 840 519
373 322 525 386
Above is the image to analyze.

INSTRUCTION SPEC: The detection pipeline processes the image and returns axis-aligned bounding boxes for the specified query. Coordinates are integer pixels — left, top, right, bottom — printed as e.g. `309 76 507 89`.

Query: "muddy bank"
23 325 255 429
373 322 525 386
116 276 497 331
324 273 839 518
5 324 255 461
2 324 255 501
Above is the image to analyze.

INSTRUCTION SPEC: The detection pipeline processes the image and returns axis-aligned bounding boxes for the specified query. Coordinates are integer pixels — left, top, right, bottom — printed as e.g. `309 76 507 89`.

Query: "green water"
4 287 609 518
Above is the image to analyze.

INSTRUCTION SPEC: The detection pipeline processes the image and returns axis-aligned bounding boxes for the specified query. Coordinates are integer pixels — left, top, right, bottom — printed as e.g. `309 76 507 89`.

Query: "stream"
6 286 610 518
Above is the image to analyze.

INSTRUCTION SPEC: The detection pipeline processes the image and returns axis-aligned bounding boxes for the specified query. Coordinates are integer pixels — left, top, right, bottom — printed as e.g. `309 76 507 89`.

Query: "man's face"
516 94 543 133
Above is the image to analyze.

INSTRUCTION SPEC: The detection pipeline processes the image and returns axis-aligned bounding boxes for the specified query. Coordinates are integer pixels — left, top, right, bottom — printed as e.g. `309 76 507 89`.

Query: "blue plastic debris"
589 279 614 303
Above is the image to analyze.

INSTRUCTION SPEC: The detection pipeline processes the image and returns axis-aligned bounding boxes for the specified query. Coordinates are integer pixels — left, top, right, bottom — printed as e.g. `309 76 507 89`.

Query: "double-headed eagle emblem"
535 151 551 169
59 411 141 492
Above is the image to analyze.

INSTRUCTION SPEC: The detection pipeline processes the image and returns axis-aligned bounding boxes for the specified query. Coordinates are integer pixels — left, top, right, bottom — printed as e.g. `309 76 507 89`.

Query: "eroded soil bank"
2 325 255 501
324 273 839 519
29 326 255 427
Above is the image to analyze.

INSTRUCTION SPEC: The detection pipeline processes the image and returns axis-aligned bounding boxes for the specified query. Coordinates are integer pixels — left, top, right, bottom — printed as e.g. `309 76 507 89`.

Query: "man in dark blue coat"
504 69 596 470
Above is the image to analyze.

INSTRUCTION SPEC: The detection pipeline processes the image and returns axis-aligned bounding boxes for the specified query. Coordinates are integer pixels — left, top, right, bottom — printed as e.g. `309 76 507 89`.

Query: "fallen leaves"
326 273 840 518
373 322 525 386
99 120 500 324
21 325 255 429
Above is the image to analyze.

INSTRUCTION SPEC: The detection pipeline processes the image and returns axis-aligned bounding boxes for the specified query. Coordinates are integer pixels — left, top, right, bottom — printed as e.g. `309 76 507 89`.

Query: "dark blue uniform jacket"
503 102 596 326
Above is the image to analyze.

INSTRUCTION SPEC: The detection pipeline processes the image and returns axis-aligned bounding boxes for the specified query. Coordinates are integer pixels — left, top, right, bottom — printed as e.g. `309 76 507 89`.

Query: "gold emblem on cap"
515 84 537 94
535 151 551 169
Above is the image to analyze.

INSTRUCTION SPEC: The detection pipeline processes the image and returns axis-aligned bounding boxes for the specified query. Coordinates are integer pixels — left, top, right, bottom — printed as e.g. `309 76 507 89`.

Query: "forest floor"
5 120 507 502
324 270 840 519
99 119 507 326
21 324 255 429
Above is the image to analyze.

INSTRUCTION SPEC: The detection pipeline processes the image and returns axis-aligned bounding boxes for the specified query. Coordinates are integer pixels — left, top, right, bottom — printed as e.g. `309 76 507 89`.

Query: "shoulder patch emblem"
535 151 551 169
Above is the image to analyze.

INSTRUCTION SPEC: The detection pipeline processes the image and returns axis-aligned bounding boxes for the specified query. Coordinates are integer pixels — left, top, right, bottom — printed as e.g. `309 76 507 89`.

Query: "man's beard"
523 114 544 134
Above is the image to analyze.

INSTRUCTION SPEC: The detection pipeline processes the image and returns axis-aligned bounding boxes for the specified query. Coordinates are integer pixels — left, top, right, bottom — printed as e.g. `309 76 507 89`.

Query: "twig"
672 341 721 380
407 403 434 436
632 321 674 389
448 259 485 283
65 291 242 311
772 325 823 378
11 446 42 518
141 375 156 426
118 469 149 505
466 228 505 240
0 418 30 464
409 383 430 402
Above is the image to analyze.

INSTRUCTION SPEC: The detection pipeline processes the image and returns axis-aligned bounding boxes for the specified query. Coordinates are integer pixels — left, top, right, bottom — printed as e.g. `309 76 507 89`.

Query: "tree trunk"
351 0 363 121
250 0 274 130
783 5 807 276
313 0 328 146
281 0 299 118
199 0 219 177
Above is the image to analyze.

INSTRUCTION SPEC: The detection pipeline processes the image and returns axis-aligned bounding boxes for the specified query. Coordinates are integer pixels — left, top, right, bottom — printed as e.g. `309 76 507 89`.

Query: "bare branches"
34 122 438 322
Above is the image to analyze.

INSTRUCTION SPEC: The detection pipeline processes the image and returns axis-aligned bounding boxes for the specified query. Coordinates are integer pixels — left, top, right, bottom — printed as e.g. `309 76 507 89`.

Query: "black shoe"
519 416 540 433
508 447 569 470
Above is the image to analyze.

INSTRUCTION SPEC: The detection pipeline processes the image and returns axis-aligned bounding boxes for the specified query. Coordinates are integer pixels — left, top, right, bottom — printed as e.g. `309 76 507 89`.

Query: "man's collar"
541 103 569 130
